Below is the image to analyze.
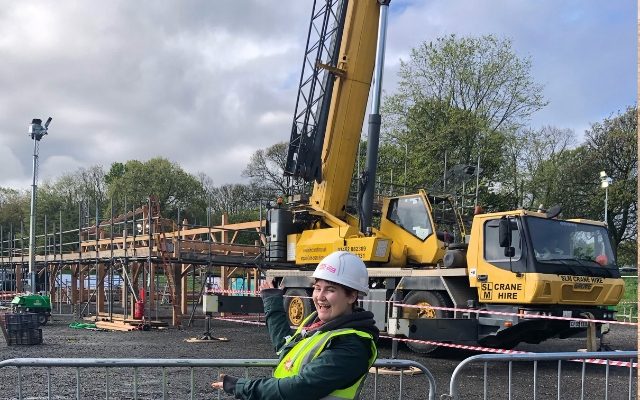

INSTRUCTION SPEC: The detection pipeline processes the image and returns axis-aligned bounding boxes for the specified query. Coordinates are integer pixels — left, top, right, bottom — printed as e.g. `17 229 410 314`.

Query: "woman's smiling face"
312 279 357 322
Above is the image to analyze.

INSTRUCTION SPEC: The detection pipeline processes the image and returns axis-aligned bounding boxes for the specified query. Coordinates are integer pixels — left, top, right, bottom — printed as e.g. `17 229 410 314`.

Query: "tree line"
0 35 636 265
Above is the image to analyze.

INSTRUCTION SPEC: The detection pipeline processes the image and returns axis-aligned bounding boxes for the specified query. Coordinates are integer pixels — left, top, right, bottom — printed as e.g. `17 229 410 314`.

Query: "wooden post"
149 262 156 307
15 264 22 293
252 240 261 291
49 265 57 304
71 264 78 305
174 263 183 326
96 263 105 314
180 219 188 316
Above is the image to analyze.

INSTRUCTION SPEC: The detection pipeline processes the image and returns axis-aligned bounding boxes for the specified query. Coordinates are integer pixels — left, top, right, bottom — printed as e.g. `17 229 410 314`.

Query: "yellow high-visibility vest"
273 312 377 399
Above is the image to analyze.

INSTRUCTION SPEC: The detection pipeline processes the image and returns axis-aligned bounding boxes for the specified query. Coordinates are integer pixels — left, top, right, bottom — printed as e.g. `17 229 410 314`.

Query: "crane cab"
467 211 624 306
379 190 466 267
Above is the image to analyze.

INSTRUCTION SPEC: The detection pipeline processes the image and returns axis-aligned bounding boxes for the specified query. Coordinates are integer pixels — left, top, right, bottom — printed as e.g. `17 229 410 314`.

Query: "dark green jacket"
226 289 379 399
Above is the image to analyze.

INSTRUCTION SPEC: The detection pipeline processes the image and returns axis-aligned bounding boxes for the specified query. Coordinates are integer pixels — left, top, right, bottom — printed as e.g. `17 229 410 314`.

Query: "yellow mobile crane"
261 0 623 353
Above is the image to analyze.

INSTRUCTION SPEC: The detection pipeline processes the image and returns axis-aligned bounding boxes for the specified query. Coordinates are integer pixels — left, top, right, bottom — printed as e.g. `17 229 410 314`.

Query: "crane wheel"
284 288 315 327
402 290 453 354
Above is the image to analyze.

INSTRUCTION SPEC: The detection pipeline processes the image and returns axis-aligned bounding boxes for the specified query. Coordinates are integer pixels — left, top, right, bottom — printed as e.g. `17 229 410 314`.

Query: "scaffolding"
0 197 267 327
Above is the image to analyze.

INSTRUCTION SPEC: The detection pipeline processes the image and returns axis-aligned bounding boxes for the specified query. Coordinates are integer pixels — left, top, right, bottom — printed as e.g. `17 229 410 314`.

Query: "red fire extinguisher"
134 300 144 320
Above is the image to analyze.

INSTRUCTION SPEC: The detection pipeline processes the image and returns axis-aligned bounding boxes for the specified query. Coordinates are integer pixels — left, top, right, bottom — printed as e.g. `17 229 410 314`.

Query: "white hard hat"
312 251 369 295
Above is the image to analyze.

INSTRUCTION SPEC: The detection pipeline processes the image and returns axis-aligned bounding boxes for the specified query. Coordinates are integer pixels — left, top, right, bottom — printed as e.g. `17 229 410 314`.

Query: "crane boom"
309 0 380 218
284 0 348 184
286 0 381 219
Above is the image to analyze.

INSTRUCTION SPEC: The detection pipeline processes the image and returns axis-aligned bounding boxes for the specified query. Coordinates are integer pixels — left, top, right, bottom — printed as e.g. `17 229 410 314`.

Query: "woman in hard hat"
212 250 379 399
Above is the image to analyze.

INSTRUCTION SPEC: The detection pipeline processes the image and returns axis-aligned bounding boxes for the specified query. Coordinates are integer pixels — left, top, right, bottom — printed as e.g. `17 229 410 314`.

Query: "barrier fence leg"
391 289 401 359
582 312 598 352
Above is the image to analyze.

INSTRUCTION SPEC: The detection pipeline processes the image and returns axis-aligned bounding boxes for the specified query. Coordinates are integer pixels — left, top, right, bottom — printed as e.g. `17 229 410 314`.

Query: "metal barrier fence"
0 357 436 400
442 351 637 400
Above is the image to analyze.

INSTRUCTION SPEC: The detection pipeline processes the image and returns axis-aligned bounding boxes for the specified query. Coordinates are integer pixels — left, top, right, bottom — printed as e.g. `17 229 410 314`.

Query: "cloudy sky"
0 0 635 190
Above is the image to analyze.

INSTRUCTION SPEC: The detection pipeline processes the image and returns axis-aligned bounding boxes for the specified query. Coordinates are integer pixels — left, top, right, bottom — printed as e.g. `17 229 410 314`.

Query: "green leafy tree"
24 165 108 251
381 35 547 208
209 183 256 216
498 126 574 209
541 107 637 261
584 107 637 257
0 167 105 252
539 146 595 217
105 158 205 221
0 187 29 234
386 35 547 133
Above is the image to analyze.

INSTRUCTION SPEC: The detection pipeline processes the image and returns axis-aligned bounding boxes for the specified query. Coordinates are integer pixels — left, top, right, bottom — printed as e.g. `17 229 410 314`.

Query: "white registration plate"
569 320 589 328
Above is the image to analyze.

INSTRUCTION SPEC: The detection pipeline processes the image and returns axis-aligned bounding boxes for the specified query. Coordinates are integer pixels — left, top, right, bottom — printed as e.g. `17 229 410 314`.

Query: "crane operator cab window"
387 196 433 240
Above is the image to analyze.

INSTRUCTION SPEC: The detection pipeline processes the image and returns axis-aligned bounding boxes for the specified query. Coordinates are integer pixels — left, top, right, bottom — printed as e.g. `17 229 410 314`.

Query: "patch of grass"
615 276 637 321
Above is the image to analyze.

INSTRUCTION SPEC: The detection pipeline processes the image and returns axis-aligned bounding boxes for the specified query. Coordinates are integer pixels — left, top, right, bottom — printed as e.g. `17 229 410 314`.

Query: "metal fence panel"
0 357 436 400
442 351 637 400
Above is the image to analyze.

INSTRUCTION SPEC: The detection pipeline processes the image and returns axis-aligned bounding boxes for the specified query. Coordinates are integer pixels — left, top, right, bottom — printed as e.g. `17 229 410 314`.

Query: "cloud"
40 155 83 183
0 0 635 190
0 142 26 188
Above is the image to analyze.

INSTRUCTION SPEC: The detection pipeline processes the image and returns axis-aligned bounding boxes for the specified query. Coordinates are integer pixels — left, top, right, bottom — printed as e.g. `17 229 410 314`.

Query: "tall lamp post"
599 170 612 225
27 117 52 292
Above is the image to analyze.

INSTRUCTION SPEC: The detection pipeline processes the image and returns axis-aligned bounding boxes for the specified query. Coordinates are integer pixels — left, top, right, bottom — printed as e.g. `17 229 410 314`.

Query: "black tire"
402 290 453 354
283 288 315 327
37 312 49 326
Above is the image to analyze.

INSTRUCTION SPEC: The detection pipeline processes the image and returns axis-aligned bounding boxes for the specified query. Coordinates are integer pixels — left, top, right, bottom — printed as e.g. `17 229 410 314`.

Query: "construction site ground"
0 307 637 399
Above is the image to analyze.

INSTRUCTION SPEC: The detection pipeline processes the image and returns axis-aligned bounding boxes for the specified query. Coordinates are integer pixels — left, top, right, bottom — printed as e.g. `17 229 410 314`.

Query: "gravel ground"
0 310 637 400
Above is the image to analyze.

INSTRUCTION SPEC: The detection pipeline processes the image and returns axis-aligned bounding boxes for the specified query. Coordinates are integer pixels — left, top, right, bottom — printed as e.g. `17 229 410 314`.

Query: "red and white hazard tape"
207 290 637 327
279 294 637 327
382 335 530 354
213 314 264 321
213 316 266 326
209 289 260 296
579 357 637 368
381 335 638 368
396 302 637 327
211 315 637 368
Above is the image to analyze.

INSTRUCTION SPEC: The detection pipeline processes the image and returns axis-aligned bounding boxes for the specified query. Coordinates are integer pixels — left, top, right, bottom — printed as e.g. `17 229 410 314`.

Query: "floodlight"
598 171 612 224
28 117 52 141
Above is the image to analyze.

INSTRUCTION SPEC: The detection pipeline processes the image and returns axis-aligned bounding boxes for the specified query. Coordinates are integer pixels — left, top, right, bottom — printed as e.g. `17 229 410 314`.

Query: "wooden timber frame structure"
0 196 267 327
